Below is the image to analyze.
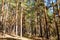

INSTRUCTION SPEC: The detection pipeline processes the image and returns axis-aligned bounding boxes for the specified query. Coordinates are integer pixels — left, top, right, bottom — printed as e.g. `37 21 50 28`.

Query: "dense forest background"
0 0 60 40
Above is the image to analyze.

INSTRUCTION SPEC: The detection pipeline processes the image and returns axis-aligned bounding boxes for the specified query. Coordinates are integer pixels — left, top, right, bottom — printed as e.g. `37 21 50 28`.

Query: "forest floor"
0 33 32 40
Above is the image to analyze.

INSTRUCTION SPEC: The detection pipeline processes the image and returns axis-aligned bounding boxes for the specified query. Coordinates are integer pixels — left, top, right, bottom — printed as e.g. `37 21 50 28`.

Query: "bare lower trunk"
2 0 4 35
16 0 19 35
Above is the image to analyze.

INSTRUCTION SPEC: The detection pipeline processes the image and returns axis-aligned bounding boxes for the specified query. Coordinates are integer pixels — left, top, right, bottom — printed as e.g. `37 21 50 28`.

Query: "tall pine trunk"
16 0 19 35
2 0 4 35
53 3 60 40
44 6 49 39
53 12 59 40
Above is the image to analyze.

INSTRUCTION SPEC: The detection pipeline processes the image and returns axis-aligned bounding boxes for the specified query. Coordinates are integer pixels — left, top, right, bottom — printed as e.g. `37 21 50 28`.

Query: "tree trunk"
2 0 4 35
44 6 49 39
16 0 19 35
53 12 60 40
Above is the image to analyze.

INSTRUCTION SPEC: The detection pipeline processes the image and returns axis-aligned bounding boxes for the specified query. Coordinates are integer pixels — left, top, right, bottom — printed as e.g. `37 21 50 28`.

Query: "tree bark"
16 0 19 35
2 0 4 35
